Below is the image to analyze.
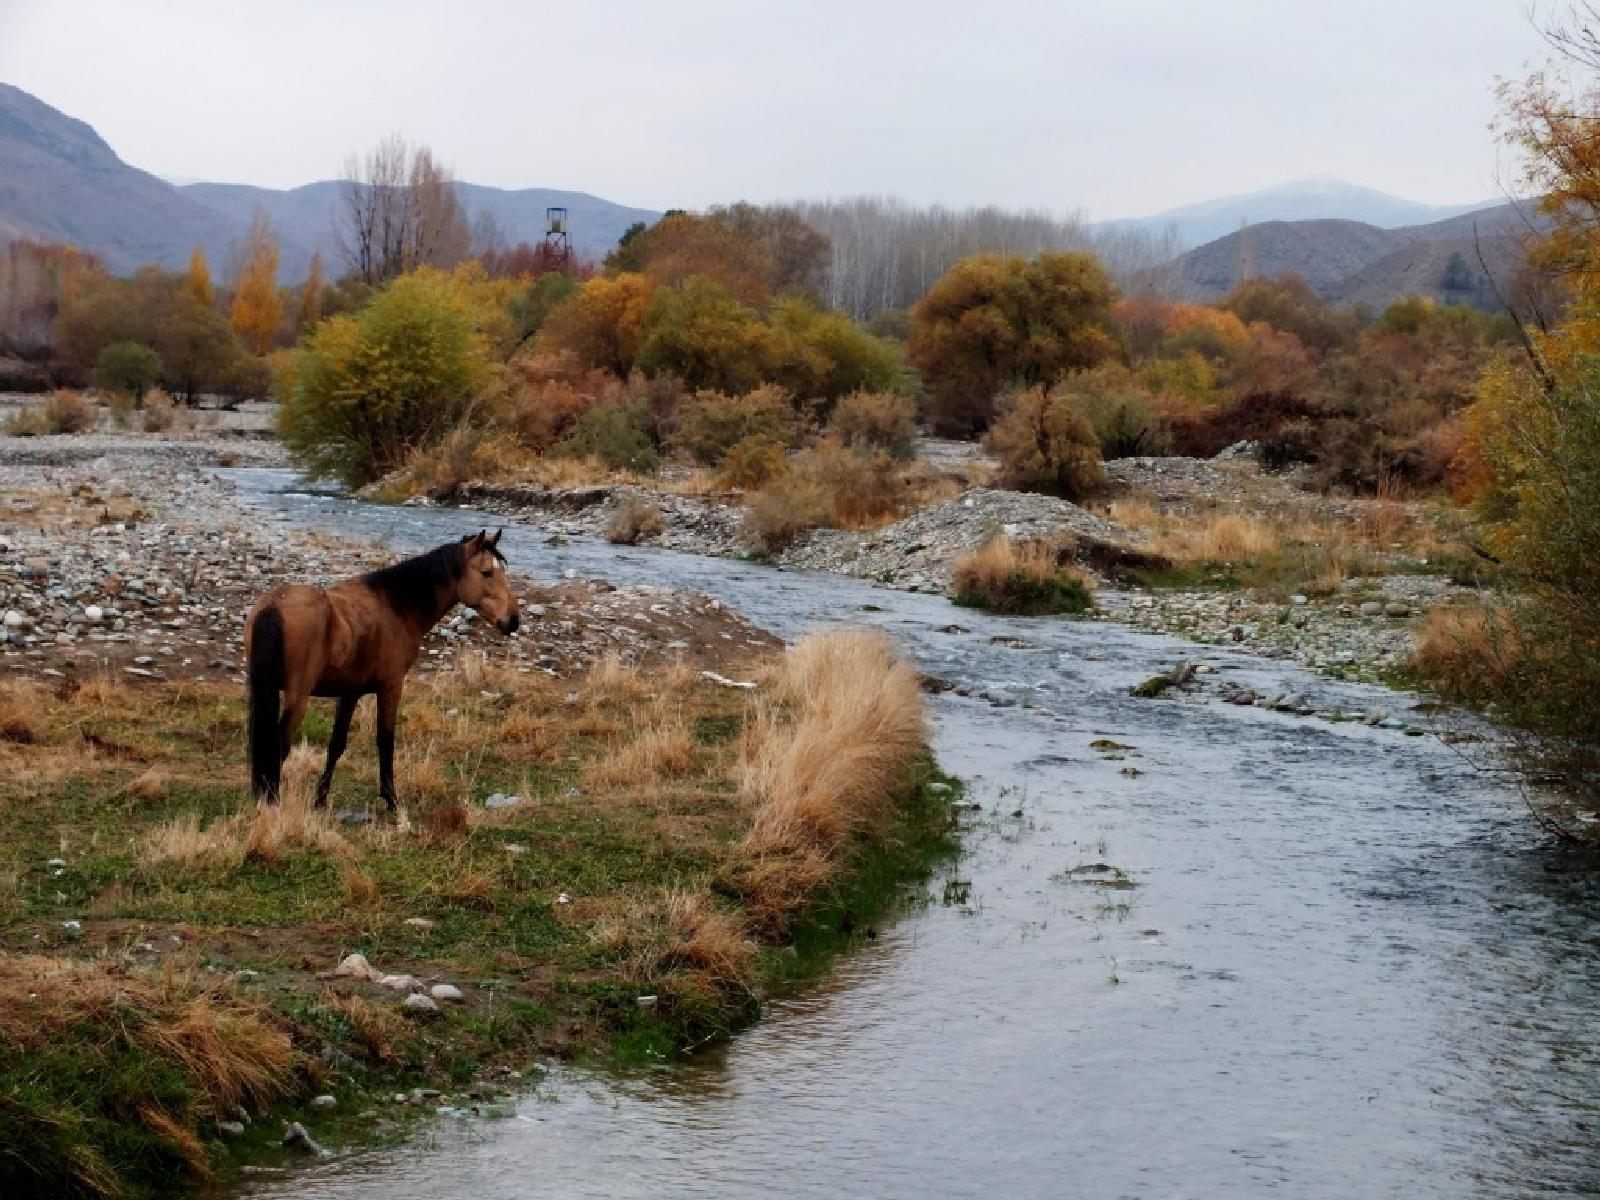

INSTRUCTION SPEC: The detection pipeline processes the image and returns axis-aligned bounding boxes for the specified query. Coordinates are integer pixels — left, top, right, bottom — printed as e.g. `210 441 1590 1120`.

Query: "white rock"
3 610 25 628
402 917 436 930
376 973 424 993
402 992 441 1015
430 983 465 1003
333 952 379 981
310 1094 337 1110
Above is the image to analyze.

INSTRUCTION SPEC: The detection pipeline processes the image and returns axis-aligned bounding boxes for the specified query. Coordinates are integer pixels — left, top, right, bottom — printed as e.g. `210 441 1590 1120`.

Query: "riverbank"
0 436 956 1198
0 417 1492 688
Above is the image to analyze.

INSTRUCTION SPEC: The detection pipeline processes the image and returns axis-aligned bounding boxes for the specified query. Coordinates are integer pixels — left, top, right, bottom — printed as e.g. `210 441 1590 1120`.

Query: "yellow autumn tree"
185 247 213 308
230 211 282 355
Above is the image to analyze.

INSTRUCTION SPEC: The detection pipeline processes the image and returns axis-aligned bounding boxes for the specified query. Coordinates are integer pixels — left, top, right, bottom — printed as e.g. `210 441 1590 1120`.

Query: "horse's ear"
489 529 503 548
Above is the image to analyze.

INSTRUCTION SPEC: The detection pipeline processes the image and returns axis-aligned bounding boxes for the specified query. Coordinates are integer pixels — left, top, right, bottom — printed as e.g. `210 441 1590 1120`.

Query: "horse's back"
247 584 342 691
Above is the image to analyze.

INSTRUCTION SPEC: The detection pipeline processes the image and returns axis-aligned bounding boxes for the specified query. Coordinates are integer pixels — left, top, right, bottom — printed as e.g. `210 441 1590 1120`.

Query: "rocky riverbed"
0 430 1481 688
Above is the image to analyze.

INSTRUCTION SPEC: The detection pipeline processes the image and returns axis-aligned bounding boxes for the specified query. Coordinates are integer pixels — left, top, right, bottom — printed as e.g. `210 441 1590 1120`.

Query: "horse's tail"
248 606 285 803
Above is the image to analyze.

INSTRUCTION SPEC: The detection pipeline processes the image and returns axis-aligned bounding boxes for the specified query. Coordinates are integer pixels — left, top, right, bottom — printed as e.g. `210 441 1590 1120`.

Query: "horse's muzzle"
498 613 521 636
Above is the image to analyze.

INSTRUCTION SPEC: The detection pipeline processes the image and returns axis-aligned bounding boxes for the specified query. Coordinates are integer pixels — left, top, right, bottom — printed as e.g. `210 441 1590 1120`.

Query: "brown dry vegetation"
1099 490 1468 598
0 631 951 1198
949 536 1095 616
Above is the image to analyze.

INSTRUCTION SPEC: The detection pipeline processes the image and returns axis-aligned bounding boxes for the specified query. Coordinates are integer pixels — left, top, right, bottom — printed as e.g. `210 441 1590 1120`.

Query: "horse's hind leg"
376 681 403 814
315 694 359 809
278 687 311 775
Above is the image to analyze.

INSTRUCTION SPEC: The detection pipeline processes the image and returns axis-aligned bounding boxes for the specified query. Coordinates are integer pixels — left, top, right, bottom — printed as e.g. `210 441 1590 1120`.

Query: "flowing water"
228 469 1600 1200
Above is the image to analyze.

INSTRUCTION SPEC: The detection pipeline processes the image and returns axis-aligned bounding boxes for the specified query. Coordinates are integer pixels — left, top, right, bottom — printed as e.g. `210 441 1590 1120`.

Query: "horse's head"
458 530 520 635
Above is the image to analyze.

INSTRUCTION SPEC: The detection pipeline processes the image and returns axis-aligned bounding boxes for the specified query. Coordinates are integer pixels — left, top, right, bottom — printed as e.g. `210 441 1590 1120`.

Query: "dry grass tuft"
141 745 351 870
950 535 1094 615
418 801 469 843
731 629 926 930
341 861 383 906
582 653 652 704
0 680 46 744
325 991 399 1064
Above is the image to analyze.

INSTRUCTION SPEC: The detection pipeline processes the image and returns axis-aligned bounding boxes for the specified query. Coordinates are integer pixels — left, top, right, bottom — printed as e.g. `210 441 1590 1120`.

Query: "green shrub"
554 401 659 473
983 385 1105 500
93 341 161 400
277 270 489 488
1450 357 1600 810
763 298 906 408
635 278 769 393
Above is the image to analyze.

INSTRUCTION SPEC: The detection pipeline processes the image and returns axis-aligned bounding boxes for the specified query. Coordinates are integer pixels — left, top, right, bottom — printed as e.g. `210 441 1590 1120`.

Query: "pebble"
402 992 441 1016
310 1094 337 1110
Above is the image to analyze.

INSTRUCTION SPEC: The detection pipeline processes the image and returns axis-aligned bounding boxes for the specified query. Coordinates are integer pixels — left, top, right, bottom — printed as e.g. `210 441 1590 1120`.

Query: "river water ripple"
228 469 1600 1200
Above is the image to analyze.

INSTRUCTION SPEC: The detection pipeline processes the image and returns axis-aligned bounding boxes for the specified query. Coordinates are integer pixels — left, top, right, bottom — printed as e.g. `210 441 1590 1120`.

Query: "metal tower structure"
543 206 572 268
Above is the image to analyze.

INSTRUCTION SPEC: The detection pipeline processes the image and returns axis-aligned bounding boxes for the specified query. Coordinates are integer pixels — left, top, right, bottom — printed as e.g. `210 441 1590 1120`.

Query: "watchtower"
543 206 571 268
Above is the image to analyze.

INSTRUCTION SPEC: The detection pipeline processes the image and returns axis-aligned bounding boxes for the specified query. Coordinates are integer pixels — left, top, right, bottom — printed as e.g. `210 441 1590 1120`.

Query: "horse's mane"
362 541 468 622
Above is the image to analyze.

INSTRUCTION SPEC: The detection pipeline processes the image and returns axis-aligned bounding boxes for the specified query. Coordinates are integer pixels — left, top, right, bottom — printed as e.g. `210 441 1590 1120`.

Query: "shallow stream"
228 469 1600 1200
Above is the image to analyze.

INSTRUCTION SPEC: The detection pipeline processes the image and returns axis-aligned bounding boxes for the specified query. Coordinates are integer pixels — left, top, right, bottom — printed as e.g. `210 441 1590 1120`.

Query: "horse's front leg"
376 681 403 814
315 694 359 809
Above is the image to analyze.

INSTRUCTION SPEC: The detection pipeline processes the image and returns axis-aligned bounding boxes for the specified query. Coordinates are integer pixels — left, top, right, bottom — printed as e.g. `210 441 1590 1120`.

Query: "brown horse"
244 530 521 812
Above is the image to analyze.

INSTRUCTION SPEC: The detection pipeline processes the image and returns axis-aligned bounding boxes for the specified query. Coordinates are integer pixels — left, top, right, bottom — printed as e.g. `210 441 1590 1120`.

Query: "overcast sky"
0 0 1555 219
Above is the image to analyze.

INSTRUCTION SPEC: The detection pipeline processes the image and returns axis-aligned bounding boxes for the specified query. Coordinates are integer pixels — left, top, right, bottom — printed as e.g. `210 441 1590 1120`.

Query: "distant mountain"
0 83 657 280
181 181 659 277
1098 178 1504 251
1152 201 1543 310
0 82 258 274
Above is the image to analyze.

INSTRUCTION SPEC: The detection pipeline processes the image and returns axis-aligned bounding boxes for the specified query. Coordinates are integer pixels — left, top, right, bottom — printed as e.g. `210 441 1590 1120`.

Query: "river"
227 468 1600 1200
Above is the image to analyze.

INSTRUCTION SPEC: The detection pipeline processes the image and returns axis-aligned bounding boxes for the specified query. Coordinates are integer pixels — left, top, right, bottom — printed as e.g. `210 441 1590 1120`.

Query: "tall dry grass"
730 628 927 930
1409 603 1522 702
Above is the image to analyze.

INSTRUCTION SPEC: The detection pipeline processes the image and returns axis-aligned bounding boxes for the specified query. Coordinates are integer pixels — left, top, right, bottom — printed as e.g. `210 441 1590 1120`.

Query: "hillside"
0 84 656 279
0 82 267 274
1155 202 1543 309
1097 177 1502 249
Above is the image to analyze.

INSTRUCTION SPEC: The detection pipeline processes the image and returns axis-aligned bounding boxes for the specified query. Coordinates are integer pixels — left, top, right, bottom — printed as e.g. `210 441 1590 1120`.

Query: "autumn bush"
829 389 917 459
606 496 666 544
4 389 95 436
909 251 1119 436
670 383 797 465
278 269 489 487
716 434 790 490
740 440 910 555
1445 352 1600 810
984 385 1105 500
